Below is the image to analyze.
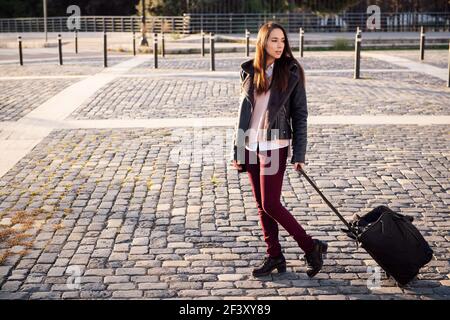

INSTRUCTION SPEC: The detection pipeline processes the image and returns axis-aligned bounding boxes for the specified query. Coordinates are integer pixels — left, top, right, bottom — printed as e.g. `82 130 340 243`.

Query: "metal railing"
185 12 450 33
0 12 449 34
0 16 184 33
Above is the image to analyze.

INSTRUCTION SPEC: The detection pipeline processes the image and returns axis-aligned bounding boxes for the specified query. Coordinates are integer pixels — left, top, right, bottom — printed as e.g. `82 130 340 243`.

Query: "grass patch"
0 208 53 265
0 228 14 242
0 251 12 265
332 38 351 50
53 223 64 231
170 33 183 41
210 175 220 187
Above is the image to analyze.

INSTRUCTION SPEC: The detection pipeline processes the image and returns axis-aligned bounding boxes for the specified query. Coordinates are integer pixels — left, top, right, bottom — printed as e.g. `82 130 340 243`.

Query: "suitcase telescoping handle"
298 169 354 234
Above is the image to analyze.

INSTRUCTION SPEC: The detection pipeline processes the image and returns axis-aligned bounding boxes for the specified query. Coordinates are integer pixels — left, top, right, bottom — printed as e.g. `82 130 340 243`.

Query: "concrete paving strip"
364 52 448 81
61 115 450 129
0 55 149 178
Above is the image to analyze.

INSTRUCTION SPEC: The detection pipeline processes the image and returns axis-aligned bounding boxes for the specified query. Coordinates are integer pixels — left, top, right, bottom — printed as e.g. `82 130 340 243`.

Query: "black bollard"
245 29 250 57
299 28 304 58
447 40 450 87
133 31 136 56
353 28 361 79
153 33 158 69
103 32 108 67
58 34 63 65
420 26 425 61
18 36 23 66
161 31 165 57
210 32 215 71
75 30 78 54
201 30 205 57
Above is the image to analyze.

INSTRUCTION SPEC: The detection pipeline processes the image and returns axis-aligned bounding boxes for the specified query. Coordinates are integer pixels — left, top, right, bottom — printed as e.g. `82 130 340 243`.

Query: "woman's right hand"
231 160 243 171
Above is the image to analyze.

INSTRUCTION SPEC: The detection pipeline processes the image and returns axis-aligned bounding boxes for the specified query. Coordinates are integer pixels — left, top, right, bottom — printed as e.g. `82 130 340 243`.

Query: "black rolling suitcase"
299 169 434 286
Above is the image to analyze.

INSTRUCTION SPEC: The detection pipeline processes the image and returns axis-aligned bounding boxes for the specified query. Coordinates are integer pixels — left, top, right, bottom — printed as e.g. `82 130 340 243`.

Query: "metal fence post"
201 29 205 57
447 40 450 87
18 36 23 66
299 27 304 57
58 34 63 65
103 32 108 67
154 33 158 69
245 29 250 57
161 31 165 57
354 28 361 79
133 31 136 56
75 30 78 54
210 32 215 71
420 26 425 60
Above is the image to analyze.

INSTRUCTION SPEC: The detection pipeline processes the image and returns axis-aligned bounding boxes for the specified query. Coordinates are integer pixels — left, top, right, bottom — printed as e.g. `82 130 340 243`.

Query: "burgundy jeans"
245 145 314 257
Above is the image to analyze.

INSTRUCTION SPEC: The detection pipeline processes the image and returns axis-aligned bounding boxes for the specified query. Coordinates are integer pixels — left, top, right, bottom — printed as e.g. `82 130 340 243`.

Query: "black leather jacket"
231 58 308 166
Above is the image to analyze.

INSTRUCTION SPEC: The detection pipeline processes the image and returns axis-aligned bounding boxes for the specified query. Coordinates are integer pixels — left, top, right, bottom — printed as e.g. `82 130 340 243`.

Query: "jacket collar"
240 58 301 126
241 59 255 76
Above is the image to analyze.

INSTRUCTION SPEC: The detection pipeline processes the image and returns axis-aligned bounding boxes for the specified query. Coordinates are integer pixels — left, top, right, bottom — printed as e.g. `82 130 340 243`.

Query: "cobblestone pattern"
306 76 450 116
129 54 403 73
0 125 448 300
70 74 449 120
315 71 447 87
300 54 406 71
385 49 449 69
69 78 240 120
0 79 78 121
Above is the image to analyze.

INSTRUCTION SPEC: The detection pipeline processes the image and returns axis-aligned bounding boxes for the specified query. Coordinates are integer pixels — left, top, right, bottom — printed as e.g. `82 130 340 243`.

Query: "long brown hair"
253 21 305 95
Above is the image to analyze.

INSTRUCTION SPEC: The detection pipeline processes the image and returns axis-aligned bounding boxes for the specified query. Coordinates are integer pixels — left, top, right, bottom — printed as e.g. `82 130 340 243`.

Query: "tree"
0 0 42 18
0 0 140 18
45 0 139 16
136 0 184 16
298 0 361 14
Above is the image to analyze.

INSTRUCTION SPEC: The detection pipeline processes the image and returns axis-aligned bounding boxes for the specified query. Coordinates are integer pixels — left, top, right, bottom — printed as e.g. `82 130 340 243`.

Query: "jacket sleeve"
231 69 246 161
289 80 308 164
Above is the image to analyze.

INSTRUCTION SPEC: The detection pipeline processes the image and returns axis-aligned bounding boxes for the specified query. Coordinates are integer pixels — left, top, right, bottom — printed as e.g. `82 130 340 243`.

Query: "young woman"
231 22 327 278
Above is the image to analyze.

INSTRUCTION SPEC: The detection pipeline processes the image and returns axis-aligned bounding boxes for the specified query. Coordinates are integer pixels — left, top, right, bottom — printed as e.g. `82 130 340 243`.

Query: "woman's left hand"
293 162 305 171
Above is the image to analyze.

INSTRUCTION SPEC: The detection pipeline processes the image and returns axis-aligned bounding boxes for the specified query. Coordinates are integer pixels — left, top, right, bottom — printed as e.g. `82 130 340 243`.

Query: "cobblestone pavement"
306 75 450 115
332 71 448 87
309 69 447 87
385 49 449 69
69 72 449 120
0 51 448 300
68 78 240 120
130 53 403 73
0 125 448 300
0 79 79 121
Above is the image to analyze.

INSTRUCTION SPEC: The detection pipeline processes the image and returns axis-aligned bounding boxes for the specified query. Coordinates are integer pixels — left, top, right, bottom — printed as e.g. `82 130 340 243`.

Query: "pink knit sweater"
245 80 291 157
